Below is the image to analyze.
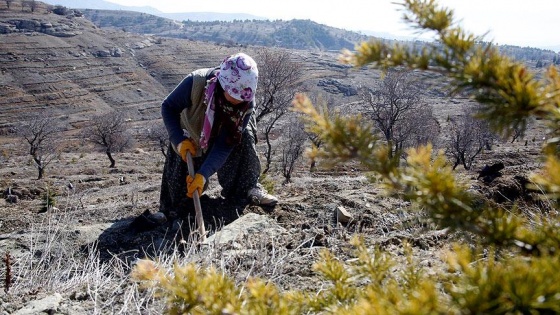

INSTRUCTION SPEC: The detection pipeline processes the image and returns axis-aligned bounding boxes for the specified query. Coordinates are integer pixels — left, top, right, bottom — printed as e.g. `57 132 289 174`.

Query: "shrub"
52 5 68 16
41 187 56 212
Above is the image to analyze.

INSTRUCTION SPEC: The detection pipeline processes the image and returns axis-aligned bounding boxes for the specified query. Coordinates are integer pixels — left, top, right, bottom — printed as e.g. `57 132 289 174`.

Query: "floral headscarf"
217 53 258 102
199 54 257 149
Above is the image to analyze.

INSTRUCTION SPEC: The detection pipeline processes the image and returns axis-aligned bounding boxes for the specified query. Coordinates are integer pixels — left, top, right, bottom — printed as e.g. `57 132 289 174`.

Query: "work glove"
177 138 197 162
186 173 205 198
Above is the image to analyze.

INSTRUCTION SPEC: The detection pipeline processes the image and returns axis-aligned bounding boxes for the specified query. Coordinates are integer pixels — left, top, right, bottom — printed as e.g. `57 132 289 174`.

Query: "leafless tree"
392 104 441 156
17 113 64 179
304 93 338 171
83 111 133 168
360 69 439 158
445 105 496 170
21 0 36 12
5 0 14 9
254 48 305 173
510 117 534 144
29 0 37 12
281 116 307 183
145 123 169 157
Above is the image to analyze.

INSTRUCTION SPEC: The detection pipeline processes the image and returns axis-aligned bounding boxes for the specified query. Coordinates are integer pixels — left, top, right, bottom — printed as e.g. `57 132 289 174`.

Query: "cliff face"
0 1 170 134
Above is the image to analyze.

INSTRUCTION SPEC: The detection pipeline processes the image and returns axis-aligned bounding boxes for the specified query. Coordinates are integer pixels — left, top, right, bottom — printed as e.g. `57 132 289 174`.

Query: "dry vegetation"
0 0 557 314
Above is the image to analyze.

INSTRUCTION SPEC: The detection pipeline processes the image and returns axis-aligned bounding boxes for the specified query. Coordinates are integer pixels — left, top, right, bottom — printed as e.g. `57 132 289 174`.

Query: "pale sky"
105 0 560 49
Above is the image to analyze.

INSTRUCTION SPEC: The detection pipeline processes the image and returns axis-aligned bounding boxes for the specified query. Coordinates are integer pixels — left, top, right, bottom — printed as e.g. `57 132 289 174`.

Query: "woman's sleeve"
198 113 252 179
161 74 194 147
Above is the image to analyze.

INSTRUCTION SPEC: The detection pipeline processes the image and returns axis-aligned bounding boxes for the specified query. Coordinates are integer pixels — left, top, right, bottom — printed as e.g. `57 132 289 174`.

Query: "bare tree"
254 48 305 173
510 117 534 144
17 113 63 179
21 0 36 12
6 0 14 9
145 123 169 157
83 111 133 168
29 0 37 12
445 105 495 170
281 116 307 183
304 93 338 171
392 104 440 155
360 69 438 158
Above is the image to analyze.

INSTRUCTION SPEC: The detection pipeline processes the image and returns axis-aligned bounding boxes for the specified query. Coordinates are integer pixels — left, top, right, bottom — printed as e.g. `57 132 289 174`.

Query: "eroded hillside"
0 1 374 138
0 2 168 133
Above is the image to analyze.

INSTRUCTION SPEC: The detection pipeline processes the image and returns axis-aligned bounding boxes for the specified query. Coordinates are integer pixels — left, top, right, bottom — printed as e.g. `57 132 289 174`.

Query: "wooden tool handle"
186 152 206 242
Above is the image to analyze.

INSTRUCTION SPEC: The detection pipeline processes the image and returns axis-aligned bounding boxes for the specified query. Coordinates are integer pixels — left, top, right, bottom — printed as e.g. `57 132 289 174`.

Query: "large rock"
0 22 16 34
203 213 287 248
13 293 62 315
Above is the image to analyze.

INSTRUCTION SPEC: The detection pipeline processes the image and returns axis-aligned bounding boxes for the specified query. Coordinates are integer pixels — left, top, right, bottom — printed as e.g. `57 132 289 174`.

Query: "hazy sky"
104 0 559 49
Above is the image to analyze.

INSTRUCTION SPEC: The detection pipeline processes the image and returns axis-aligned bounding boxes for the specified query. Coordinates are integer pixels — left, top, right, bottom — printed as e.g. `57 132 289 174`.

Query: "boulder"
203 213 287 248
0 22 16 34
111 47 123 57
13 293 62 315
96 50 111 58
335 205 354 224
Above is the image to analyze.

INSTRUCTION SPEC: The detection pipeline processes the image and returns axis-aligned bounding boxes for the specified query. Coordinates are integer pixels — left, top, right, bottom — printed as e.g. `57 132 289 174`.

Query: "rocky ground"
0 121 548 314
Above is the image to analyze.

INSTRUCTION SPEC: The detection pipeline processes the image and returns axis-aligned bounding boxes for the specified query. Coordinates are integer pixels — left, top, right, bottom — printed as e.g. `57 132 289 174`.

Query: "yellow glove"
186 173 205 198
177 138 197 162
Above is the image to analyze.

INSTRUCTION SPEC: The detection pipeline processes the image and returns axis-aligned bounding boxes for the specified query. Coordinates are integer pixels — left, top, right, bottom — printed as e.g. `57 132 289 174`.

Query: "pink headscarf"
199 53 258 149
217 53 258 102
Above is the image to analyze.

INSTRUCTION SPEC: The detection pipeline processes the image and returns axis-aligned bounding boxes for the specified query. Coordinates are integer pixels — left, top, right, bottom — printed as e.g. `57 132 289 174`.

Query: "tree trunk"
387 139 394 159
37 166 44 180
263 133 272 174
33 156 44 179
160 140 168 158
107 151 116 168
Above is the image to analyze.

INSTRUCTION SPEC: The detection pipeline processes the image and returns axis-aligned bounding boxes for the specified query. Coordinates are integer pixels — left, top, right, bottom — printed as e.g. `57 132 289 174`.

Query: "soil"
0 123 547 313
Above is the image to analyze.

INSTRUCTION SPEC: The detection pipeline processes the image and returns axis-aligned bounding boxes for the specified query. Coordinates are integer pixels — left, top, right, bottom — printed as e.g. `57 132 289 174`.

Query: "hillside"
0 1 383 135
78 7 560 63
0 1 166 133
81 9 370 51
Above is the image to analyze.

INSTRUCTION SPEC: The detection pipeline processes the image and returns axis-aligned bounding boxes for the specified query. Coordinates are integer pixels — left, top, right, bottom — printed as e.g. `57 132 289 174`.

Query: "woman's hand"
177 138 196 162
186 173 205 198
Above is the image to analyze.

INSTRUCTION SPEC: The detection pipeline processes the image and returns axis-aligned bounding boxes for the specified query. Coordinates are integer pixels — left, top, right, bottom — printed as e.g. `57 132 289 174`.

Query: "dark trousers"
159 125 260 218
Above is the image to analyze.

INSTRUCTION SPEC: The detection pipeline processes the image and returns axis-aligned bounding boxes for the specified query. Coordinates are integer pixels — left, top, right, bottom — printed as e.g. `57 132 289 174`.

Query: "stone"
13 293 62 315
336 205 353 224
203 213 287 247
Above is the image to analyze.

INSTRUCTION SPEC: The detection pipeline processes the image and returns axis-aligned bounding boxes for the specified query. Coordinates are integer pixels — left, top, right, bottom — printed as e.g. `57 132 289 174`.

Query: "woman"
159 53 277 219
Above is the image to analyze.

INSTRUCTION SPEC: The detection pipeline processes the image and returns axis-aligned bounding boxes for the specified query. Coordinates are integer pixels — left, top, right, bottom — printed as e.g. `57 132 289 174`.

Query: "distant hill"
40 0 265 22
39 0 162 15
79 8 558 61
80 9 371 51
40 0 560 56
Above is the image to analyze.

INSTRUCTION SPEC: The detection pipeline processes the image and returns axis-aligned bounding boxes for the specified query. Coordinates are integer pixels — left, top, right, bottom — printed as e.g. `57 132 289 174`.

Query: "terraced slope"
0 1 167 133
